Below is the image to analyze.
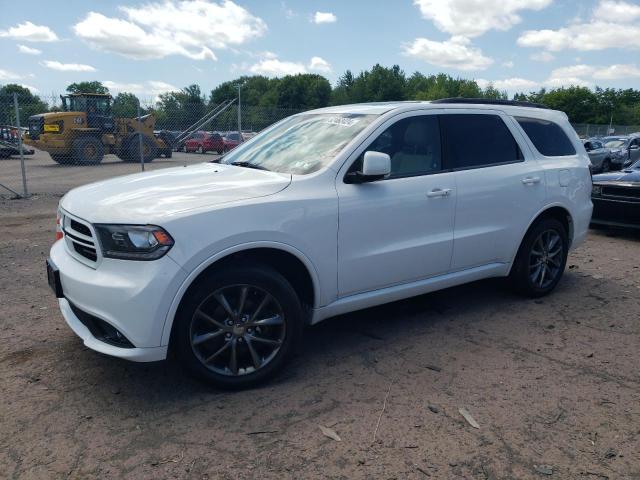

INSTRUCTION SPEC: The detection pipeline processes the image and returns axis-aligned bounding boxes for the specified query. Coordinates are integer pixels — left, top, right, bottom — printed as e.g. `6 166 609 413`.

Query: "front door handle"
427 188 452 198
522 176 541 185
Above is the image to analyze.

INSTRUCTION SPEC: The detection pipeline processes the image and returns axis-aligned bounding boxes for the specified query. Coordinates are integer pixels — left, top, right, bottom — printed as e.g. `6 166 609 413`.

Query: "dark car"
0 125 34 158
591 160 640 229
601 135 640 170
184 131 224 154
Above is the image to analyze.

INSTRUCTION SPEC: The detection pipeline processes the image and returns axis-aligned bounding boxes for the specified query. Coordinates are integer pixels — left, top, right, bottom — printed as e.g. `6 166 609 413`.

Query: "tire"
173 264 304 389
50 153 72 165
121 134 157 163
72 136 104 165
216 149 222 155
509 217 568 297
164 149 173 158
197 145 204 154
601 159 611 173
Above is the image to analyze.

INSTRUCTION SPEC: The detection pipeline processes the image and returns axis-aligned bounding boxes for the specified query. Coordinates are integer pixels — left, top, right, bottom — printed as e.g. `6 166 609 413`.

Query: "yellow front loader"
23 93 173 165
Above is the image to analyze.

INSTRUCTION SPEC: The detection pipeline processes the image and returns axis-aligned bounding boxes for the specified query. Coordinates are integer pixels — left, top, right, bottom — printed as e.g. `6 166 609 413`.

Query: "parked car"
591 159 640 229
184 131 224 154
0 125 34 158
583 138 613 172
601 135 640 169
241 131 257 141
47 99 592 388
222 132 242 152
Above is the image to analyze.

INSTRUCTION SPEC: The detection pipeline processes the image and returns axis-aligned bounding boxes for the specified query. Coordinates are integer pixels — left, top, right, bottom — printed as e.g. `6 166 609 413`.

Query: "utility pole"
237 84 242 142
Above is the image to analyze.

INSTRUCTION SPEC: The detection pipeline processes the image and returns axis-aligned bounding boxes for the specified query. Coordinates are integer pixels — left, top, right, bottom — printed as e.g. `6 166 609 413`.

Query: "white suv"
47 99 593 388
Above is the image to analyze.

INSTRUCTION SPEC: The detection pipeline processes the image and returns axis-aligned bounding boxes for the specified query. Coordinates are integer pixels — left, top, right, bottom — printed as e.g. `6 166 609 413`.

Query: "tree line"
2 64 640 127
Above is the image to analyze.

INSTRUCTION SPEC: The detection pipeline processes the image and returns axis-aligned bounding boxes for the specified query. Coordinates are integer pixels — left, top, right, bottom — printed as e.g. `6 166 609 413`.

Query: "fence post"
13 93 28 197
237 85 242 141
137 102 144 172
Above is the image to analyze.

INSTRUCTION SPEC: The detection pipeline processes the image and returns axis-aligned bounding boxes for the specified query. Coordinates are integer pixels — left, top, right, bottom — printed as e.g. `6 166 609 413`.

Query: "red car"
222 132 243 152
183 132 224 154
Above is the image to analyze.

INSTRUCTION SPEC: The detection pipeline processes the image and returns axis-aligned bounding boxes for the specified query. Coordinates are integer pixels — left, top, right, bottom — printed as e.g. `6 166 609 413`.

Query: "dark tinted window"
515 117 576 156
350 115 442 178
440 114 523 169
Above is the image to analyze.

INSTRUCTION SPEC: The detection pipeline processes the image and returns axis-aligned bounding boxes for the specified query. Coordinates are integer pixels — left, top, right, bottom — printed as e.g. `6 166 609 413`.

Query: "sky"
1 0 639 102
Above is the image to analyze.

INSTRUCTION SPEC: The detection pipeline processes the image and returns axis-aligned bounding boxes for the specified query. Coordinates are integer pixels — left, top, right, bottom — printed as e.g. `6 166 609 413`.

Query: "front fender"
159 240 321 346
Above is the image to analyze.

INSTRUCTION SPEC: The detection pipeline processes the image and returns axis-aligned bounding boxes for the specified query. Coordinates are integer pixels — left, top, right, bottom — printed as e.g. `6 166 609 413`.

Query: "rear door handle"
522 176 541 185
426 188 452 198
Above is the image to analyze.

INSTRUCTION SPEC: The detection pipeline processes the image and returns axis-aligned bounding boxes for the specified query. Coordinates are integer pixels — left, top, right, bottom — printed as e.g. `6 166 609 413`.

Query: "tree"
0 84 49 124
66 81 109 95
112 92 141 118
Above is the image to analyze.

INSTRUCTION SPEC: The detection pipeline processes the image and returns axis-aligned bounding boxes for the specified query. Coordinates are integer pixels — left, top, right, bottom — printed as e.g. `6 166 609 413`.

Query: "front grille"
62 213 98 266
602 185 640 201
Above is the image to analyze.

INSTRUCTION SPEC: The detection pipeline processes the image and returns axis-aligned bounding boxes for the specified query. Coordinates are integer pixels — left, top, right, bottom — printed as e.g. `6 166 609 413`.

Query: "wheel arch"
510 204 574 274
161 242 320 347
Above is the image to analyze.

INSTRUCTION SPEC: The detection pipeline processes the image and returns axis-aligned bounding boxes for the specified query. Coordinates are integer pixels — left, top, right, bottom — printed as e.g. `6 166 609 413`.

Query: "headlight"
94 224 174 260
592 185 602 196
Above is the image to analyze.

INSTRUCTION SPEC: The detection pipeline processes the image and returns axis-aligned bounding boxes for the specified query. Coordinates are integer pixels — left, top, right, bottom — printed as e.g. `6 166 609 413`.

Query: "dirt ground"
1 151 640 479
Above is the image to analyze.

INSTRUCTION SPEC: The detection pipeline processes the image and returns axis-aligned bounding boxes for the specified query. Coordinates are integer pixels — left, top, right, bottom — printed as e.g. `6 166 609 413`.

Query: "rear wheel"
197 145 204 154
120 134 157 163
509 217 568 297
173 264 304 389
72 136 104 165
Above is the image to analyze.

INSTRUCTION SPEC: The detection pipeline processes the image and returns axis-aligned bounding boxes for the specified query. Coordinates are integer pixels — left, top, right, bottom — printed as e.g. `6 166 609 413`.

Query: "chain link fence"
0 93 303 197
2 93 640 198
571 123 640 138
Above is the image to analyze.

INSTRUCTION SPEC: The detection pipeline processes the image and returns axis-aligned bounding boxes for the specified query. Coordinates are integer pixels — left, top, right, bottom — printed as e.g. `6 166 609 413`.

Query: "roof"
65 93 112 97
309 100 565 120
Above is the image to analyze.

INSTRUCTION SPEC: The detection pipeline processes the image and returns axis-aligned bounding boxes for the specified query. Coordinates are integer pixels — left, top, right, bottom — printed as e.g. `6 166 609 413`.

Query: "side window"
515 117 577 156
440 114 523 169
349 115 442 178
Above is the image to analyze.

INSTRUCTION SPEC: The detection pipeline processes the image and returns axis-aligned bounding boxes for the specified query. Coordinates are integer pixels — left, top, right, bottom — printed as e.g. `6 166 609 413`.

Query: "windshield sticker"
322 116 361 128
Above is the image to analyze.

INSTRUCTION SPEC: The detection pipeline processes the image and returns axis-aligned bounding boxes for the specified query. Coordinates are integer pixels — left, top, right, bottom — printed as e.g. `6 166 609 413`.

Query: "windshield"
604 139 627 149
220 113 378 174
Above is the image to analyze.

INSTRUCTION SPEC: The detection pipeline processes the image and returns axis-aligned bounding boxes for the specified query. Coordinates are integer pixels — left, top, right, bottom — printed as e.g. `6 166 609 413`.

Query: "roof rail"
431 98 548 109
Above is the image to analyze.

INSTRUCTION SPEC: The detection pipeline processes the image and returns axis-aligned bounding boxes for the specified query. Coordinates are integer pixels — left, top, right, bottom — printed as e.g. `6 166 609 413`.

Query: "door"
439 112 547 271
336 113 456 297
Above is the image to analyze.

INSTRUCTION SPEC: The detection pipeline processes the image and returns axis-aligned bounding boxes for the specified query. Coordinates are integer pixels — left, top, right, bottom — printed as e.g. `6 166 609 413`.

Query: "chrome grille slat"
61 212 99 267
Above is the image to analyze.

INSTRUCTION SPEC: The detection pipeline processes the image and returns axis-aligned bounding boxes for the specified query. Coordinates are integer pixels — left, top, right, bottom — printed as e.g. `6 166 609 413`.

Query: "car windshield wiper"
230 161 269 171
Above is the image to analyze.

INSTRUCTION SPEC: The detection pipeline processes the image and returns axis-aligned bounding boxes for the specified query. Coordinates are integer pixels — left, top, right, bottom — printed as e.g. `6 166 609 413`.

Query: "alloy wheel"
189 284 286 376
528 229 563 289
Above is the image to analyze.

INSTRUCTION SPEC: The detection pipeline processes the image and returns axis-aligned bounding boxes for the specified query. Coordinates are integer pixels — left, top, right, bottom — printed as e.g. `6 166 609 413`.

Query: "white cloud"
18 44 42 55
41 61 97 72
103 80 178 96
308 56 332 73
545 63 640 86
413 0 552 38
502 60 514 68
402 36 493 71
530 51 555 62
0 69 23 81
20 84 39 93
313 11 337 24
476 77 540 92
593 64 640 79
249 58 307 76
518 1 640 51
593 0 640 22
0 21 58 42
74 1 266 61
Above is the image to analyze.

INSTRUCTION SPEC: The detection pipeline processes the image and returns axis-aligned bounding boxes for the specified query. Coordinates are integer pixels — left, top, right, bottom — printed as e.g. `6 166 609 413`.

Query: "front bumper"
591 196 640 229
50 239 188 362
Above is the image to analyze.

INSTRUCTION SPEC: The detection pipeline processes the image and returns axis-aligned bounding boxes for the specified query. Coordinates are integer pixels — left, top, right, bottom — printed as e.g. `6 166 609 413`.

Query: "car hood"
60 162 292 223
593 169 640 184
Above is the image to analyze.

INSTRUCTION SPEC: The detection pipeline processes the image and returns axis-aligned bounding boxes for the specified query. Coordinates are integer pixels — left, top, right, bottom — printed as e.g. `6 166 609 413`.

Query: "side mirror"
346 151 391 183
630 144 639 151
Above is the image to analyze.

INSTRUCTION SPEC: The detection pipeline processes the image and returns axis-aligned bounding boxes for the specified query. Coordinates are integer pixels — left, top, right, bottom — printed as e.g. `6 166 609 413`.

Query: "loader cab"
61 93 115 132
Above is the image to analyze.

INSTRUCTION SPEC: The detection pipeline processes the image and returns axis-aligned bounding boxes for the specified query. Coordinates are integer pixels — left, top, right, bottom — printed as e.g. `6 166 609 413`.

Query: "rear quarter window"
515 117 576 157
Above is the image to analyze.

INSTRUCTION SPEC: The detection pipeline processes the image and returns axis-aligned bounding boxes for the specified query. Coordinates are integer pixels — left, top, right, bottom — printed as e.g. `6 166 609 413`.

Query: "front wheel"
509 217 568 297
173 264 304 389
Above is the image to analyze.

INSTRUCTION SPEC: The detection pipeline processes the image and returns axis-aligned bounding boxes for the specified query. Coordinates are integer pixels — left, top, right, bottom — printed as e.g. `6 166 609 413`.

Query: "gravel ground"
1 151 639 479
